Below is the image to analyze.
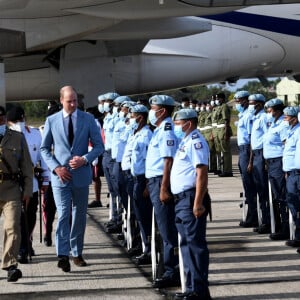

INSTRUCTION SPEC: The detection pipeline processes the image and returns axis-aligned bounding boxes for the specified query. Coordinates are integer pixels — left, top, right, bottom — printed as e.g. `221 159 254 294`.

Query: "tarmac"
0 142 300 300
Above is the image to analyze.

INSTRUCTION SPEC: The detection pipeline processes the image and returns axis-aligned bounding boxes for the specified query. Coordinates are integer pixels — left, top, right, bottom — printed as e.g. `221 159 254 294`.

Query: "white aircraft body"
0 0 300 105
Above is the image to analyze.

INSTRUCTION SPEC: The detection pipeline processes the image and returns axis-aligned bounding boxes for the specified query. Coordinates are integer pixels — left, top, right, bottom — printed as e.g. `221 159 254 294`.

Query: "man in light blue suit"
41 86 104 272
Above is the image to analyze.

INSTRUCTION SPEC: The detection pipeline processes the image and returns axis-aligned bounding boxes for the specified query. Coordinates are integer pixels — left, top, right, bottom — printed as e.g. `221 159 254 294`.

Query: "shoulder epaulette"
164 123 172 131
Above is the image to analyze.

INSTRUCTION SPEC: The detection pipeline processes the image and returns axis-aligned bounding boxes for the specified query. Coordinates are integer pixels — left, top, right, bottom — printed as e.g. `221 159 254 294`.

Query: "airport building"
276 77 300 106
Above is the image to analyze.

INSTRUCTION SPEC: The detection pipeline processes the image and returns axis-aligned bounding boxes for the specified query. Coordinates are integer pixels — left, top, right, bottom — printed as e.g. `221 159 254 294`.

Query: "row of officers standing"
98 92 212 300
232 91 300 256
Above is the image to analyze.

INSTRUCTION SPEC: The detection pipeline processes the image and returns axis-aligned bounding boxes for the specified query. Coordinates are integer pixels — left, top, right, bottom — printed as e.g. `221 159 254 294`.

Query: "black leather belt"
287 169 300 176
173 188 195 202
266 157 282 163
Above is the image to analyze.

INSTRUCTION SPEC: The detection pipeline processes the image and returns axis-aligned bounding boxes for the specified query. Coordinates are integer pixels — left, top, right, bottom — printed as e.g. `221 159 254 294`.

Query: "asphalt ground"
0 142 300 299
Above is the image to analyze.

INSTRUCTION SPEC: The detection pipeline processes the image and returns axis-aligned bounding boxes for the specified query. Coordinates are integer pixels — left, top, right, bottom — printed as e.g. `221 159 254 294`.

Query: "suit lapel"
57 111 69 146
73 110 84 146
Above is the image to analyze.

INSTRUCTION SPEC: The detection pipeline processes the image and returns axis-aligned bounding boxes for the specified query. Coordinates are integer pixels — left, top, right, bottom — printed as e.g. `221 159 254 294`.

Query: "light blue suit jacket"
40 109 104 188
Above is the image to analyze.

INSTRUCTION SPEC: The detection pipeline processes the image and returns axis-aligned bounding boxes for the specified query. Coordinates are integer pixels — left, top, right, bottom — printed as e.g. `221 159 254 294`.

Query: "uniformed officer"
181 97 190 108
171 109 211 300
197 102 208 133
129 104 153 265
110 96 132 229
215 93 233 177
201 102 217 173
6 107 49 263
101 92 120 229
210 96 222 174
235 91 258 228
292 113 300 254
263 98 289 240
0 106 33 282
145 95 179 288
247 94 270 234
282 106 300 248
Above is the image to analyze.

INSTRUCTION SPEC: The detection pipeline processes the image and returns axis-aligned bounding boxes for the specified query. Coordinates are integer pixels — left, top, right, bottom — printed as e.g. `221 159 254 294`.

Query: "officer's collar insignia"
167 140 174 146
192 133 199 139
194 142 203 149
164 123 172 131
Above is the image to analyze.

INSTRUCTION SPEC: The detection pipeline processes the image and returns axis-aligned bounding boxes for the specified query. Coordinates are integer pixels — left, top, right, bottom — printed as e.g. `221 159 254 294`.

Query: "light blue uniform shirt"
103 113 118 151
145 117 177 179
121 132 135 171
294 131 300 169
111 118 132 162
237 108 253 146
250 110 268 150
131 125 153 176
263 115 289 159
170 129 209 195
282 123 300 172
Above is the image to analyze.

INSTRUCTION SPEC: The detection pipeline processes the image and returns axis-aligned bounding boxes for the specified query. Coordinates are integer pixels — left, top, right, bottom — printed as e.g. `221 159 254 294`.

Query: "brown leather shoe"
73 255 87 267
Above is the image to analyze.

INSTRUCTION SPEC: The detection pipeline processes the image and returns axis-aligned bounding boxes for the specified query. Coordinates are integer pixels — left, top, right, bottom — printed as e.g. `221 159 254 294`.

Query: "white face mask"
206 106 211 112
98 104 104 114
149 108 164 127
298 112 300 122
215 100 220 106
119 111 126 120
200 107 204 112
129 118 138 130
10 121 24 133
282 120 290 127
181 103 186 108
248 104 255 113
210 100 215 106
112 106 119 115
103 102 111 113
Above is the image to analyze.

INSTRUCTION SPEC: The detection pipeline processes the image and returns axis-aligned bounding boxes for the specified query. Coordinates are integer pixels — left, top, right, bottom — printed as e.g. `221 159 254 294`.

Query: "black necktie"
68 114 74 146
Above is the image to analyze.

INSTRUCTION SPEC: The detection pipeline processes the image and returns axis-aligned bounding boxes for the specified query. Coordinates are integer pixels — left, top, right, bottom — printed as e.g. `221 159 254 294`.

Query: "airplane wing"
0 0 298 54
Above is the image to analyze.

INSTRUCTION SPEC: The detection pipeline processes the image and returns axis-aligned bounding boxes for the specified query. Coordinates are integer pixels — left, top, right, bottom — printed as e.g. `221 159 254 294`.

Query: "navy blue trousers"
286 170 300 240
175 189 209 294
238 144 258 224
252 149 270 225
148 176 178 278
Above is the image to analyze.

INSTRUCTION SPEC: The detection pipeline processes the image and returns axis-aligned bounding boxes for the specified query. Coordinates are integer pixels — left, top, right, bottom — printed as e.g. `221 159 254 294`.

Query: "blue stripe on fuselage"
204 11 300 37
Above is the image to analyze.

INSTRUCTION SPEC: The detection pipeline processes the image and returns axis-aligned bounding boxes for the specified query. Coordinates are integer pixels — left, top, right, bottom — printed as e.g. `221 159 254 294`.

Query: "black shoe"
152 276 180 289
239 221 258 228
88 200 103 208
135 253 151 265
181 291 212 300
269 232 289 241
255 224 271 234
18 254 28 264
213 170 222 175
285 239 300 247
117 233 125 240
297 248 300 254
127 246 143 257
106 224 122 234
105 220 117 227
174 292 191 299
57 256 70 272
7 267 22 282
218 172 233 177
44 236 52 247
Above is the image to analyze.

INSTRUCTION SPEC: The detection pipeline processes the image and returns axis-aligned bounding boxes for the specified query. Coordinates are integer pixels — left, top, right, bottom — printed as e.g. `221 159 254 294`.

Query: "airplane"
0 0 300 107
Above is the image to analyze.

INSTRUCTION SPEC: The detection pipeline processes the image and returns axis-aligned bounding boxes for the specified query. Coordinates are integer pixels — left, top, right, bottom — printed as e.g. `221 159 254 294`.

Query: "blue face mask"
129 118 138 130
0 124 6 136
174 124 185 140
266 112 274 123
149 109 162 127
248 104 255 114
235 103 244 113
